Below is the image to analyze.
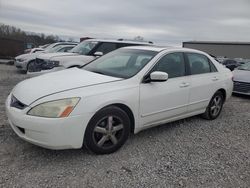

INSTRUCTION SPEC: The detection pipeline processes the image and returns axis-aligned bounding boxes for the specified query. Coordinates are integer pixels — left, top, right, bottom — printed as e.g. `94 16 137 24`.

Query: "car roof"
122 45 210 54
84 38 153 45
52 42 79 46
58 44 76 48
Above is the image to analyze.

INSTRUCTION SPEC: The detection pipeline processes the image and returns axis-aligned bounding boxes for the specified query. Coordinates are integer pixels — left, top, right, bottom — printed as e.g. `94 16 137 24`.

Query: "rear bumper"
5 94 90 150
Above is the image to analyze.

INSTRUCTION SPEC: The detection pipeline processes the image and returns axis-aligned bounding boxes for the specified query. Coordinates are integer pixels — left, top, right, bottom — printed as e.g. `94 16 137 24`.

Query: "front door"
139 52 190 127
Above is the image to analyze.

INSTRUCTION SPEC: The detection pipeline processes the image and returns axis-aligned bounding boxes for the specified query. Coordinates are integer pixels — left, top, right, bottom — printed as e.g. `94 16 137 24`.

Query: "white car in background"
26 47 44 54
6 46 233 154
15 42 78 72
27 39 153 74
24 43 51 54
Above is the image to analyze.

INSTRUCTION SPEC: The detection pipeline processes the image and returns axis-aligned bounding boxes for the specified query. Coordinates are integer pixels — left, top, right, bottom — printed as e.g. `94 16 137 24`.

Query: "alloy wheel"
92 115 124 149
210 95 223 117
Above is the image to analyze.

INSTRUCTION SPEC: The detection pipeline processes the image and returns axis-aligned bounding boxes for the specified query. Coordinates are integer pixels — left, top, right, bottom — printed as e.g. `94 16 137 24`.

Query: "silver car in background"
233 62 250 95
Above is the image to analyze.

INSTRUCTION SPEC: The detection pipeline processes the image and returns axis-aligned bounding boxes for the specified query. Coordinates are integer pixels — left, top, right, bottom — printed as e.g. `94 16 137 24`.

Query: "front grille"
233 81 250 93
28 58 46 72
28 58 58 72
10 95 27 110
36 58 46 64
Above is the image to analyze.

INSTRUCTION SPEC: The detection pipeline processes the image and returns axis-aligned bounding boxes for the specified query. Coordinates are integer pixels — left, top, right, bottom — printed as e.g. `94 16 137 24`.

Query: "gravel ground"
0 64 249 188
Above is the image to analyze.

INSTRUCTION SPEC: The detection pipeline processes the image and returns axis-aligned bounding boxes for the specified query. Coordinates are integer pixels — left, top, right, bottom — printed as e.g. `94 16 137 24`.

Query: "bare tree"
134 36 144 41
0 23 62 46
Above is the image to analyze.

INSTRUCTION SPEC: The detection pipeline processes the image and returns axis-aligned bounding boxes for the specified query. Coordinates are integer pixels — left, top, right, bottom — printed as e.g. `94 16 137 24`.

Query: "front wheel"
202 91 224 120
27 60 37 72
84 106 130 154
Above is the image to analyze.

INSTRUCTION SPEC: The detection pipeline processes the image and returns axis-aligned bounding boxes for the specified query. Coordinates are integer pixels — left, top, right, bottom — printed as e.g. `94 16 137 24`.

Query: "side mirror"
150 71 168 82
94 52 103 57
143 71 168 83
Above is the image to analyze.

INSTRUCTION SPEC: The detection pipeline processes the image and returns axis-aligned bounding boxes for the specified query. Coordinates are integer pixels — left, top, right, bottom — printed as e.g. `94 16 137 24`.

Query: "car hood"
52 54 96 65
37 52 76 60
12 68 122 105
233 69 250 82
15 53 41 60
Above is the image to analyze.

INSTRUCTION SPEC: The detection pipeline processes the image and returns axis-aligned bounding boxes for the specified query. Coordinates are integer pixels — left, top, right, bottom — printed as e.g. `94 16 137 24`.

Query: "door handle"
212 77 219 81
179 82 190 88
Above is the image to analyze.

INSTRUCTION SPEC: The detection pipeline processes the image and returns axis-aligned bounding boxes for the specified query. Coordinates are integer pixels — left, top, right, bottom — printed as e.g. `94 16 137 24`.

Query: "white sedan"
6 46 233 154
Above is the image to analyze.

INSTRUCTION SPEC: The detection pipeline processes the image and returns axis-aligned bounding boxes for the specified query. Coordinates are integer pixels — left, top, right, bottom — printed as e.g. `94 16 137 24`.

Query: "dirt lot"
0 64 249 187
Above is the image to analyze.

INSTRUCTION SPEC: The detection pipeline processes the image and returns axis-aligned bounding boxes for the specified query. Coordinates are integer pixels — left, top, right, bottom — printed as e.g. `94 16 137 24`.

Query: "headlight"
16 58 26 62
27 98 80 118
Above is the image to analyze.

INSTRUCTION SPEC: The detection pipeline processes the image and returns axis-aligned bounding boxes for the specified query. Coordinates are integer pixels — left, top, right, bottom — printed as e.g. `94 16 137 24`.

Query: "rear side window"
152 52 185 78
95 42 117 54
186 53 211 75
209 59 218 72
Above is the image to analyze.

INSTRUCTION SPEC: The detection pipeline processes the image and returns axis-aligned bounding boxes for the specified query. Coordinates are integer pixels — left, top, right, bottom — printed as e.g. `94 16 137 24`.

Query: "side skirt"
134 109 205 134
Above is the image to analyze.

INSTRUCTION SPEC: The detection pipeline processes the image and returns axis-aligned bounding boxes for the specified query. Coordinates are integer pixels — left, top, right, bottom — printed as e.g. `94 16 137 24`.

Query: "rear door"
185 53 221 113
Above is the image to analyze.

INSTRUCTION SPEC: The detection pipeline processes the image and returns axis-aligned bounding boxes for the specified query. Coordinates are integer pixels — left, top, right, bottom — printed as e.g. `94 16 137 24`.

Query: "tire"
84 106 130 154
26 60 36 72
202 91 224 120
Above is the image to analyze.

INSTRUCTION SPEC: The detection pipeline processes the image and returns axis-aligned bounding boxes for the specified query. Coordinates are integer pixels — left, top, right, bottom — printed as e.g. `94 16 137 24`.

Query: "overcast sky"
0 0 250 45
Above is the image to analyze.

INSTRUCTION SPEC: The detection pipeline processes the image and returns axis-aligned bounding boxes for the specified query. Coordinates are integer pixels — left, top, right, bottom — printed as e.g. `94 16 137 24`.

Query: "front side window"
186 53 211 75
48 45 65 53
58 47 67 52
70 41 98 55
84 49 157 78
151 52 185 78
94 42 117 54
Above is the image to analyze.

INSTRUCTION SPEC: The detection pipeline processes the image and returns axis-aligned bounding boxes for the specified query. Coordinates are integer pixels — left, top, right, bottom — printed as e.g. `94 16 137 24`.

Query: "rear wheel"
84 106 130 154
202 91 224 120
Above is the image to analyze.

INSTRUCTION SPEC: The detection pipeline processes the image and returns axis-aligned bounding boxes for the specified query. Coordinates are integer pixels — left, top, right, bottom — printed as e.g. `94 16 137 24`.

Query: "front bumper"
233 91 250 96
233 81 250 96
14 60 27 70
5 95 90 150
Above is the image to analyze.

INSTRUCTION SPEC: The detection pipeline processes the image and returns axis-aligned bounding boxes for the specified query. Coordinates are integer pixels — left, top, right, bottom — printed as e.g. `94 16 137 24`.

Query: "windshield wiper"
92 70 106 75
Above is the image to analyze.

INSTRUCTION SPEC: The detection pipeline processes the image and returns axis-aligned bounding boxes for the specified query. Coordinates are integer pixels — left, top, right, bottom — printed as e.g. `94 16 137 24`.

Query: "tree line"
0 23 62 47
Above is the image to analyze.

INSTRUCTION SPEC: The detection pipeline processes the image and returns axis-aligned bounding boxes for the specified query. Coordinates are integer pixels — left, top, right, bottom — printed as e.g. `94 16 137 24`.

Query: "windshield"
44 43 56 51
70 41 98 55
83 49 157 78
237 62 250 71
48 45 66 53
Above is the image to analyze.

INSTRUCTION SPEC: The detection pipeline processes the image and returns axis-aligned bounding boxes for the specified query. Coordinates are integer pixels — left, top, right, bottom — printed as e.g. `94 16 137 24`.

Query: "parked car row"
215 56 250 71
15 42 78 72
213 57 250 95
6 44 234 154
26 39 153 74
